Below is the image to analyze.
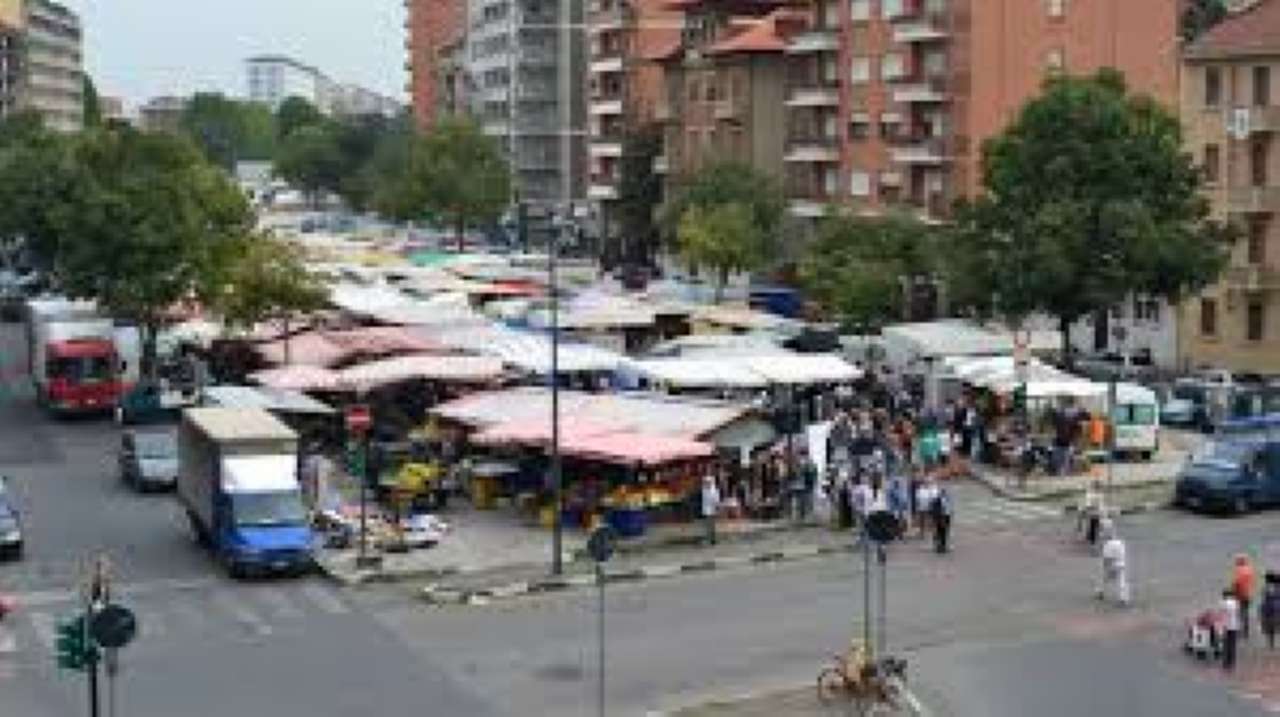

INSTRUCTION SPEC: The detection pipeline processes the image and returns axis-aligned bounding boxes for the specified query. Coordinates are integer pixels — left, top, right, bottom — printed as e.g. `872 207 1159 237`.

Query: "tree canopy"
181 93 277 168
676 201 765 302
276 96 326 141
1181 0 1228 41
274 123 345 208
945 69 1231 357
661 160 785 250
613 124 664 268
800 211 939 331
82 74 101 128
208 236 328 335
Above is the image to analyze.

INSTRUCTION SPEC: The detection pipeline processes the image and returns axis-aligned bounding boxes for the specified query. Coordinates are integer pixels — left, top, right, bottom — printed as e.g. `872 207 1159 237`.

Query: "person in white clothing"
1220 589 1241 670
701 475 721 546
1079 481 1105 547
1096 520 1130 606
915 480 939 540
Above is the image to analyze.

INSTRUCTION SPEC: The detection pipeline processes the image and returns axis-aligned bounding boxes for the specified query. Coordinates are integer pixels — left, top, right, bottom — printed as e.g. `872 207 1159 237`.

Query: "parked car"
1174 438 1280 514
119 427 179 492
0 477 23 560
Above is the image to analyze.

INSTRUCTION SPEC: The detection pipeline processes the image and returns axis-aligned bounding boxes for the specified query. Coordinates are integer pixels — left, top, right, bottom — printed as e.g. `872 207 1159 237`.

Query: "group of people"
824 407 955 554
1193 555 1280 671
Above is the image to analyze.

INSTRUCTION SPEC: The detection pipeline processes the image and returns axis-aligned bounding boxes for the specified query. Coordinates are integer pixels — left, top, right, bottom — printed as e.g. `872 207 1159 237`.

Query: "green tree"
274 124 345 208
209 237 328 362
661 160 784 253
0 113 85 274
1181 0 1228 41
82 74 101 127
800 211 938 331
181 93 245 169
676 202 765 302
276 96 326 141
49 128 254 379
332 113 413 212
614 124 663 267
239 103 278 161
383 117 509 250
947 69 1231 361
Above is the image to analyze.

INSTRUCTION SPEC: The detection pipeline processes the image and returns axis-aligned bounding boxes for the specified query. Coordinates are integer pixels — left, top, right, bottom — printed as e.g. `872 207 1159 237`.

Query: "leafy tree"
49 128 254 379
331 113 413 212
661 160 784 253
0 113 85 274
276 96 326 141
1182 0 1228 41
181 93 245 169
800 211 938 331
239 103 278 161
946 69 1231 362
208 237 328 362
676 202 765 302
614 124 663 267
82 74 101 127
382 117 509 250
274 124 345 208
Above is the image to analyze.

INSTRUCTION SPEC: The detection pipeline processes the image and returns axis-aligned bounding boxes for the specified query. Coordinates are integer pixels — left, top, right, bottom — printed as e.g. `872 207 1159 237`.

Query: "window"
1047 0 1064 18
1255 66 1271 107
850 57 871 83
1247 302 1265 342
881 53 905 80
1248 218 1268 265
1201 297 1218 336
1252 140 1269 187
850 0 871 20
849 118 871 139
1205 66 1221 107
850 171 871 197
1203 143 1220 183
1046 48 1064 72
881 0 902 18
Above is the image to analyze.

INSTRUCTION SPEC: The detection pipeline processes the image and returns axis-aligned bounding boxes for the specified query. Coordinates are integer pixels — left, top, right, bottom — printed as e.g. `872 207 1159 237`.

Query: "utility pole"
550 208 563 576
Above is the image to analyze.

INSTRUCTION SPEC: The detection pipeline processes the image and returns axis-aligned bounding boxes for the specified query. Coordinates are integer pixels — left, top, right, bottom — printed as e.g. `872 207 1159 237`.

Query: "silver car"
119 428 179 492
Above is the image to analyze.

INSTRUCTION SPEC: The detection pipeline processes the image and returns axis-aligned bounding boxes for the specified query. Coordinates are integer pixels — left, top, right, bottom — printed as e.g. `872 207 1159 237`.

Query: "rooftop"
1186 0 1280 59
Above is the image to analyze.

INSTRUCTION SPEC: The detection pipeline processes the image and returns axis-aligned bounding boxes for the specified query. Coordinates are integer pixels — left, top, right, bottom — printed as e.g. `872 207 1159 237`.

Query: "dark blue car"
1174 438 1280 514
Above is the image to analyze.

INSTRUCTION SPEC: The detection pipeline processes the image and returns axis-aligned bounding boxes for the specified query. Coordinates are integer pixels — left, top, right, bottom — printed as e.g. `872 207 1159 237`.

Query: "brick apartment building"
1180 0 1280 372
406 0 466 129
654 0 1180 227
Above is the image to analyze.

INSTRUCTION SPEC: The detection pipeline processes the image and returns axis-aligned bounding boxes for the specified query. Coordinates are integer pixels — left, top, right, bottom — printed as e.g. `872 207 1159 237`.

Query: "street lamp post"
550 208 565 576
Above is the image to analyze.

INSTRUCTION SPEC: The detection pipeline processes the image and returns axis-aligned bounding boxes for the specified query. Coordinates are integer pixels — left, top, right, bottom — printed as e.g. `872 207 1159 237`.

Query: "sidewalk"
970 429 1204 503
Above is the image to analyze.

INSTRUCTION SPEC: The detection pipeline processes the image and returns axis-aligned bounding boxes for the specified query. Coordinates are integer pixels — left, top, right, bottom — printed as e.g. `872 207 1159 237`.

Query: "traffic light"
55 615 99 671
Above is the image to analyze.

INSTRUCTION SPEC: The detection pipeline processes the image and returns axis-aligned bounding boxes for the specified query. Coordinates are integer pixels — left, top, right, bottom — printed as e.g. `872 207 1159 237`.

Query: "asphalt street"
0 320 1276 717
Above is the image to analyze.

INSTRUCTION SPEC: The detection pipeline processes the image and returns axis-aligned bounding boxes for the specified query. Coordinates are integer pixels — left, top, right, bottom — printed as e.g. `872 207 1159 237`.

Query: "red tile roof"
707 8 805 54
1186 0 1280 59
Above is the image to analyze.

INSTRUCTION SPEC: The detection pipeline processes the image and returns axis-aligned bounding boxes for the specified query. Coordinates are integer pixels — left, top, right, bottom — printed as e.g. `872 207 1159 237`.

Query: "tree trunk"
455 215 465 253
1059 315 1074 370
715 266 729 304
141 322 159 385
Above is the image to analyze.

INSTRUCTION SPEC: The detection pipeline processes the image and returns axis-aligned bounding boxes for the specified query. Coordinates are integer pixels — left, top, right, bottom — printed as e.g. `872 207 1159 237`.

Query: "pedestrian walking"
701 474 720 546
932 486 953 554
915 479 938 540
1220 589 1241 671
1260 573 1280 650
800 452 818 521
1096 520 1130 606
1234 554 1257 641
1079 481 1104 547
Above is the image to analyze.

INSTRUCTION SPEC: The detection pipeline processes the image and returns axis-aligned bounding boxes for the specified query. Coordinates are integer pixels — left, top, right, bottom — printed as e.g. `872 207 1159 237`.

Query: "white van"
1111 383 1160 460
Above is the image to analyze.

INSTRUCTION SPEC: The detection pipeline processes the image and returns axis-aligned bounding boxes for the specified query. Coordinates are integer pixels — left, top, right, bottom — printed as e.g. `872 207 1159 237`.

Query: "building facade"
245 55 334 111
778 0 1179 224
0 0 82 132
466 0 586 206
406 0 466 129
1181 0 1280 372
138 95 186 133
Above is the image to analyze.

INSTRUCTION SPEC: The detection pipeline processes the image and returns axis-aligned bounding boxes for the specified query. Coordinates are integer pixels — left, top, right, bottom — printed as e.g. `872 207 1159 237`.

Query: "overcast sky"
62 0 408 109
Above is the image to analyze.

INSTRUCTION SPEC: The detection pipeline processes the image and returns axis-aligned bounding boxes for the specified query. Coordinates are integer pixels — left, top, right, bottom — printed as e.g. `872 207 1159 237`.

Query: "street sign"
345 404 371 435
587 526 617 563
89 605 137 649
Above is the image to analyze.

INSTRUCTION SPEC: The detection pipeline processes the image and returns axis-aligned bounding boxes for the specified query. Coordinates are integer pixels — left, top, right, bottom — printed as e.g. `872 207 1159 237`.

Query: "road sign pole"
596 561 605 717
862 524 872 657
877 544 887 657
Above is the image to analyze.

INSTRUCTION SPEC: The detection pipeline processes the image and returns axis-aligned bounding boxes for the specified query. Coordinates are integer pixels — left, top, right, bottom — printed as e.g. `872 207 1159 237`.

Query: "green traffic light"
53 614 100 672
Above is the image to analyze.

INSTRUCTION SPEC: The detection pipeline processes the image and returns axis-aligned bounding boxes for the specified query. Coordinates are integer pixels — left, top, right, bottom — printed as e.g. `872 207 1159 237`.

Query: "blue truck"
1174 437 1280 515
177 407 314 578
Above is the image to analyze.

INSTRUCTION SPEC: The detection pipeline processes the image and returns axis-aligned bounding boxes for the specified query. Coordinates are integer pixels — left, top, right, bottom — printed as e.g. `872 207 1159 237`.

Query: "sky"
61 0 409 109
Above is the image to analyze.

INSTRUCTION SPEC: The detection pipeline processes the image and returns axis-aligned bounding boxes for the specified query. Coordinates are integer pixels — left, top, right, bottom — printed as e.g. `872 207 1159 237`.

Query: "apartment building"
0 0 82 132
245 55 335 111
406 0 466 128
139 95 186 133
466 0 586 206
653 0 805 200
780 0 1179 223
586 0 680 217
1181 0 1280 373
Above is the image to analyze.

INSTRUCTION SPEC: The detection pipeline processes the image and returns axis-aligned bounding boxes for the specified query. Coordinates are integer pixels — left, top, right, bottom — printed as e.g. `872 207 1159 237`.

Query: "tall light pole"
550 209 564 575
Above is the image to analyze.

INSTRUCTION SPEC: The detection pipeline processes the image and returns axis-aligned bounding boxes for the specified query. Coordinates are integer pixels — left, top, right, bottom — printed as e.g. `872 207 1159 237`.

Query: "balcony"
1227 185 1280 213
590 54 625 74
1225 265 1280 291
785 84 839 108
784 136 841 163
786 31 839 54
893 14 950 43
588 183 619 200
1227 106 1280 136
654 100 673 122
588 137 624 157
890 138 950 165
892 77 949 103
589 98 624 115
653 155 669 174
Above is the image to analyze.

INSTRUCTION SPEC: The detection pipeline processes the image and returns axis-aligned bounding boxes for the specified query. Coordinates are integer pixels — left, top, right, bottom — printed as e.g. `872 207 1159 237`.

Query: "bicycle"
817 644 918 716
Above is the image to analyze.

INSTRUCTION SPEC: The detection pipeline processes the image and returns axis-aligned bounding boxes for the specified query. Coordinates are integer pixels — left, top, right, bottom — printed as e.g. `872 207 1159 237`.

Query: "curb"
973 473 1173 503
418 542 855 607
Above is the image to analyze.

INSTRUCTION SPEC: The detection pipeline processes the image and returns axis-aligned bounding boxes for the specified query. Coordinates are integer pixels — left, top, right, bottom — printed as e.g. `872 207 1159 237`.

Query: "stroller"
1184 608 1223 661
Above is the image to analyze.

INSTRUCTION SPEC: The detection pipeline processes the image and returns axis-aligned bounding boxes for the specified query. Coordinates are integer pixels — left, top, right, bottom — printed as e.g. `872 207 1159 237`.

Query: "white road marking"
0 624 16 653
26 611 55 651
254 587 303 620
298 583 349 615
216 593 272 636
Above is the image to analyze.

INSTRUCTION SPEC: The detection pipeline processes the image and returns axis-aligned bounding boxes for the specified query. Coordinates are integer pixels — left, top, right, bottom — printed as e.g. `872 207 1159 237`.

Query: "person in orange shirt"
1234 554 1257 640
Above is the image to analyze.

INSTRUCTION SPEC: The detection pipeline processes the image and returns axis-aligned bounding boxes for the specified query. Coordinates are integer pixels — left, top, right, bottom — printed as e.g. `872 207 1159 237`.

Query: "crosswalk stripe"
298 583 349 615
0 624 16 654
26 611 54 651
255 587 303 620
216 594 272 636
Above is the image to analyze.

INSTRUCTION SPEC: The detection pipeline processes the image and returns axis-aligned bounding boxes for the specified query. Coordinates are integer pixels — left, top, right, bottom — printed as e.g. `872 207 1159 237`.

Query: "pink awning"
256 327 446 368
338 354 506 389
249 365 347 392
472 418 714 466
257 333 348 367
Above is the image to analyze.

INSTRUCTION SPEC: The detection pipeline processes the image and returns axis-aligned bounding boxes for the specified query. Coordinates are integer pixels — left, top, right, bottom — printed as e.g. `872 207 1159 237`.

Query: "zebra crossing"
0 579 354 662
954 496 1066 529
